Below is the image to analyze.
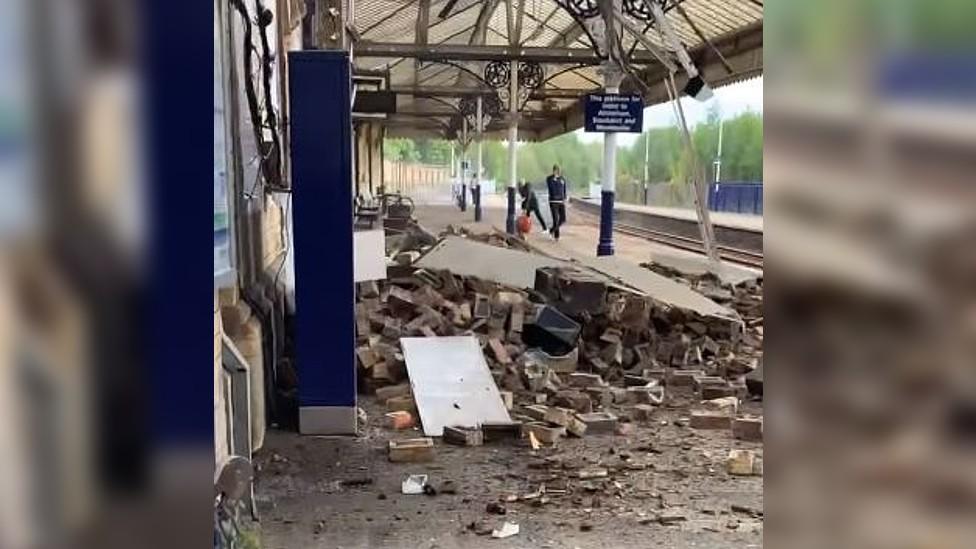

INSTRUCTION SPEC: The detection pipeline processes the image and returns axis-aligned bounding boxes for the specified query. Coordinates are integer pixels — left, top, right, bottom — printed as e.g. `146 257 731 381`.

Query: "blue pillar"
597 190 615 256
289 51 356 434
506 186 516 233
460 183 467 211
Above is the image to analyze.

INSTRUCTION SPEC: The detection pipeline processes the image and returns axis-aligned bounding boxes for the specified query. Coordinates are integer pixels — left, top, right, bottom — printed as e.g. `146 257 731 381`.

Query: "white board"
400 336 512 436
354 229 386 282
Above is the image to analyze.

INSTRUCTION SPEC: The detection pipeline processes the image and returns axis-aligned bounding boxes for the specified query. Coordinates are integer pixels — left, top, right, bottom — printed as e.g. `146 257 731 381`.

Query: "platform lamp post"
460 117 468 212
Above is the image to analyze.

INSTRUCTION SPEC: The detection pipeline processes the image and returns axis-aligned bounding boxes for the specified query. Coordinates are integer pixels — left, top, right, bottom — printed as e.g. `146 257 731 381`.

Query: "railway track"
572 208 764 269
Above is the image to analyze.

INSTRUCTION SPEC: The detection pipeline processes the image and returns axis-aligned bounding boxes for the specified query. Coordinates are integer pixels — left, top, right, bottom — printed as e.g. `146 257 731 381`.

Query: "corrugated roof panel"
361 2 419 43
356 0 410 34
428 2 482 44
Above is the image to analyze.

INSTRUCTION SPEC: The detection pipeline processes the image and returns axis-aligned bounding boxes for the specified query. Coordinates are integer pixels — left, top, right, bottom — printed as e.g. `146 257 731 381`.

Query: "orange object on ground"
384 410 415 430
516 214 532 235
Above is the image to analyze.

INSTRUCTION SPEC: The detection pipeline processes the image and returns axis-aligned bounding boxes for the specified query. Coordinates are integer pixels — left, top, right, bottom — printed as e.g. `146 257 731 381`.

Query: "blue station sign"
583 94 644 133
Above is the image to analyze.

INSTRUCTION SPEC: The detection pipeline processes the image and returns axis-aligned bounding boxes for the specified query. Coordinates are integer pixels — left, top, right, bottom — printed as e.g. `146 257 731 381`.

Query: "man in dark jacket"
545 164 567 240
519 180 547 232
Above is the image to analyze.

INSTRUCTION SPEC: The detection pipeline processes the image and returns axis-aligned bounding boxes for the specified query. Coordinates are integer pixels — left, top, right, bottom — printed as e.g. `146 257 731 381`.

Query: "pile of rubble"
355 223 764 456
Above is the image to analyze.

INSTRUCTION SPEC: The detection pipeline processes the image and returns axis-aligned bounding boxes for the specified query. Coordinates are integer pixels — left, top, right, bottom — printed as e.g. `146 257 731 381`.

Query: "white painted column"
597 63 624 256
506 60 519 233
475 95 483 221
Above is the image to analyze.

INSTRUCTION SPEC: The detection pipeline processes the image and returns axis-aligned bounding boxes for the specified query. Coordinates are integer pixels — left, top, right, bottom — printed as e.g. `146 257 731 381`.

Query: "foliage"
384 110 762 188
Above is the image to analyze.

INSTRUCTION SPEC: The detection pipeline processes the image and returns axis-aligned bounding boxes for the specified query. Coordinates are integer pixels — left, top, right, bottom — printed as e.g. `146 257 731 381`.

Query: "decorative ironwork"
484 93 503 119
483 60 511 88
518 62 544 90
458 96 478 118
555 0 600 19
623 0 654 21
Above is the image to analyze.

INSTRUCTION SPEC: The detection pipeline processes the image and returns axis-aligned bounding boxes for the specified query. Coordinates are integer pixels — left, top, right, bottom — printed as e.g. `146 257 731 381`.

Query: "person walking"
546 164 568 240
518 180 547 233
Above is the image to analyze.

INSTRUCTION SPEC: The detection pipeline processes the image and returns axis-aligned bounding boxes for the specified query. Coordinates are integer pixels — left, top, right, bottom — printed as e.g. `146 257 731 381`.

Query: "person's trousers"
526 206 547 231
548 201 566 239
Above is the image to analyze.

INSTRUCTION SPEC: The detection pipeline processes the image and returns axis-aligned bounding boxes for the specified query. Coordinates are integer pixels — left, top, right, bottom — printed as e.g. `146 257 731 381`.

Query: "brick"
623 374 650 387
481 421 523 442
702 385 737 400
577 412 618 434
382 318 402 339
387 287 417 314
610 387 630 404
488 338 512 365
694 375 729 391
626 385 664 405
533 393 548 404
498 390 514 411
473 294 491 319
522 422 565 444
566 416 588 437
584 386 613 409
543 407 575 427
443 425 484 446
509 306 524 334
384 411 415 430
643 368 667 381
631 404 656 422
690 410 732 430
371 361 396 383
732 416 763 441
356 346 381 369
668 369 705 386
568 373 605 388
357 280 379 298
701 396 738 415
726 449 759 476
553 390 592 413
615 421 637 436
521 405 549 421
386 395 416 413
599 341 623 365
389 438 434 462
376 383 411 400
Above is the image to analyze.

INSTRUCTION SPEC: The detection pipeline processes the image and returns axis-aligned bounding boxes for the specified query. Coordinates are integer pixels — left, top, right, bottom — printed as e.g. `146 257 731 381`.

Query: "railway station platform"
411 184 762 286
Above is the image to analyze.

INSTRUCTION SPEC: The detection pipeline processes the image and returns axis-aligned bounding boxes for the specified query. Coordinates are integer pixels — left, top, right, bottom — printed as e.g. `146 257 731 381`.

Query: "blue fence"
708 181 763 215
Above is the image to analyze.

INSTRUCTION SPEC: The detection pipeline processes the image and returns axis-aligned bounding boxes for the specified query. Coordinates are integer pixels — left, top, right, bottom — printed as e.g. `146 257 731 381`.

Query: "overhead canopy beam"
356 42 665 64
389 85 589 99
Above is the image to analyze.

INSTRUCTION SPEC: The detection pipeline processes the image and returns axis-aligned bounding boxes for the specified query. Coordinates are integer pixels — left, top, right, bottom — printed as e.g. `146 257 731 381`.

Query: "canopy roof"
351 0 763 141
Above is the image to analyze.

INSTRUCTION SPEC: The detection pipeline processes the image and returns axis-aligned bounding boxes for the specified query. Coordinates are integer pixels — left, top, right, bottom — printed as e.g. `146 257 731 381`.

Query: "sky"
575 76 763 146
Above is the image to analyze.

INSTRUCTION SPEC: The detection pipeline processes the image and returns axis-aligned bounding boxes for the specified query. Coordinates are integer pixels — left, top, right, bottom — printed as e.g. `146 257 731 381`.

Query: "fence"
382 160 450 194
707 181 763 215
611 180 763 215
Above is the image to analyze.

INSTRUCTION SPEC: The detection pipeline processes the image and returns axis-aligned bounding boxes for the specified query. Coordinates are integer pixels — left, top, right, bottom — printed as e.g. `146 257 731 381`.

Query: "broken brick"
488 338 512 365
521 405 549 422
498 390 514 411
384 411 415 430
726 449 759 476
543 407 574 427
522 423 565 445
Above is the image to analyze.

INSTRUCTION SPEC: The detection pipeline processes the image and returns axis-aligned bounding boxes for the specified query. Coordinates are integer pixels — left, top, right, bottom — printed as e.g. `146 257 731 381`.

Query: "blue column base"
460 184 467 211
505 186 516 234
597 190 615 256
474 186 482 222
